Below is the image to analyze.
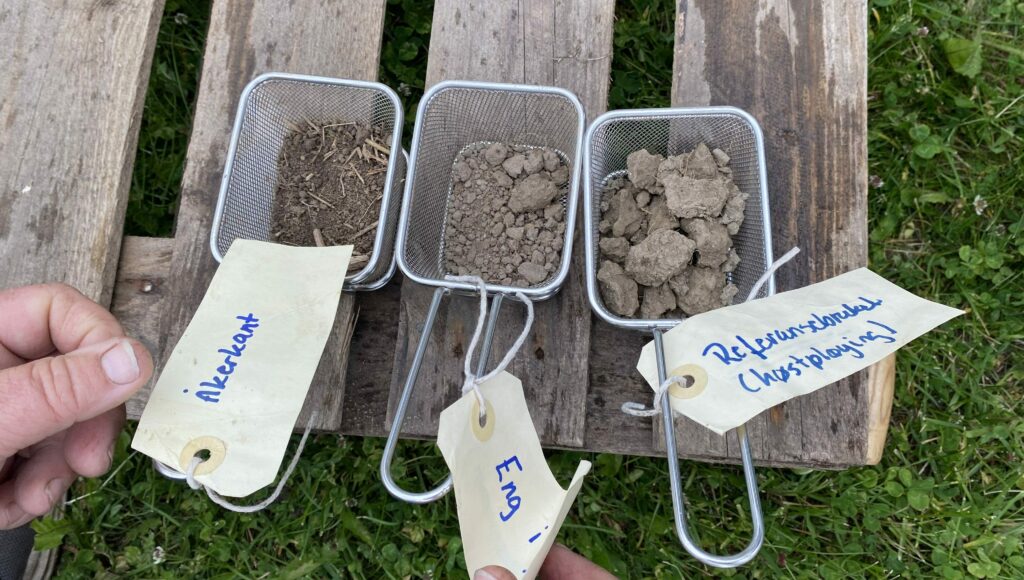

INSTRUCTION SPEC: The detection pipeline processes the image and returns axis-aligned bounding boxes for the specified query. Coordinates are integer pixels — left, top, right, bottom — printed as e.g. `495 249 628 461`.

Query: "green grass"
46 0 1024 577
124 0 210 236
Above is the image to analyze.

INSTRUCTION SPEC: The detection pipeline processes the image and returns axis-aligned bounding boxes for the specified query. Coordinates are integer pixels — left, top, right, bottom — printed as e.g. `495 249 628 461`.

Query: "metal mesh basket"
396 80 585 301
583 107 774 328
210 72 405 291
582 106 773 568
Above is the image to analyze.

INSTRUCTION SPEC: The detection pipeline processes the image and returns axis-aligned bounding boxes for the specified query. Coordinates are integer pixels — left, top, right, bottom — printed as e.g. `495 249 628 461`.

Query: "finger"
0 343 27 371
473 566 517 580
0 337 152 457
64 405 124 477
0 480 33 529
0 283 124 360
11 437 75 518
0 456 15 482
539 545 616 580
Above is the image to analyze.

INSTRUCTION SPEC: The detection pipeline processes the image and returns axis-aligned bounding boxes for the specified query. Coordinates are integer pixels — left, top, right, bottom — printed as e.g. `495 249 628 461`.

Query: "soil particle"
597 260 639 317
646 196 678 234
523 149 545 175
681 218 731 268
626 149 663 190
542 150 561 172
723 249 741 273
611 189 644 237
640 282 676 319
270 120 390 272
671 266 735 316
625 229 695 287
661 174 732 219
484 143 509 165
720 187 749 235
509 173 560 213
597 142 747 318
712 147 731 167
502 154 526 178
518 262 549 284
636 190 651 208
444 143 569 286
599 236 630 262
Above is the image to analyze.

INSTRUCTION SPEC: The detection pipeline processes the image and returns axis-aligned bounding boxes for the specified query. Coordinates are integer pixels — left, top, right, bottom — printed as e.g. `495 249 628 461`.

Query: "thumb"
474 566 517 580
0 337 152 456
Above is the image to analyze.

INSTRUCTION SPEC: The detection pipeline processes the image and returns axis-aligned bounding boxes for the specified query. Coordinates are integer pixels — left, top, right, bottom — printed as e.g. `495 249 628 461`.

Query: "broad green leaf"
909 124 932 142
908 488 931 510
943 37 983 78
31 517 73 551
914 138 945 159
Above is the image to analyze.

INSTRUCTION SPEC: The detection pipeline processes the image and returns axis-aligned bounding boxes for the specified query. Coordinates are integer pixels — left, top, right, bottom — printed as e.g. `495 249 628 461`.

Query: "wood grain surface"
112 0 891 468
0 0 163 303
385 0 615 448
151 0 388 431
647 0 881 467
0 1 164 577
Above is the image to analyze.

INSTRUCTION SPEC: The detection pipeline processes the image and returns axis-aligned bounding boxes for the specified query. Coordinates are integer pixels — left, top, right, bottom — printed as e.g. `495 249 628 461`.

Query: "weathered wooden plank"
148 0 388 431
115 236 172 421
866 353 896 464
386 0 614 448
0 0 163 301
338 277 404 436
0 2 164 576
645 0 879 467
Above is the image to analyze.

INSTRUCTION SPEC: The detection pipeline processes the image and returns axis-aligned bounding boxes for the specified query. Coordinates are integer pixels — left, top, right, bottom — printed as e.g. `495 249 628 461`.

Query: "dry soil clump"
270 120 391 273
597 143 748 319
444 142 570 287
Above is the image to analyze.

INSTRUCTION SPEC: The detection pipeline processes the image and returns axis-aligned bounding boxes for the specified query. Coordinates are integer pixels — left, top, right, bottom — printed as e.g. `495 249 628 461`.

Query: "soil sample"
597 143 748 319
270 120 391 273
443 142 570 287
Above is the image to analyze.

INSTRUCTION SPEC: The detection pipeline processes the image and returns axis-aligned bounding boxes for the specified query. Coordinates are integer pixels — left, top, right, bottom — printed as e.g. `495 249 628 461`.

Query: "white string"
444 275 535 415
620 247 801 417
621 375 689 417
177 412 318 513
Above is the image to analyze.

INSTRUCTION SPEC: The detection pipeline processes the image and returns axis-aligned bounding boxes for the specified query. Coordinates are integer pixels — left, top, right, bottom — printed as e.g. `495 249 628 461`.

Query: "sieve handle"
654 329 766 568
380 288 505 504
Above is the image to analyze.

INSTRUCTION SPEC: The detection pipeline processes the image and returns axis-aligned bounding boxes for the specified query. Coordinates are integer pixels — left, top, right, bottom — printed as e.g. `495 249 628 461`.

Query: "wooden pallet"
112 0 892 469
1 0 166 576
2 9 895 574
2 1 893 573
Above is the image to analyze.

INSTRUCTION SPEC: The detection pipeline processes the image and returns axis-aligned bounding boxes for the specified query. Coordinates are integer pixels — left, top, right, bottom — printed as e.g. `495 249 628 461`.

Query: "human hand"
0 284 153 529
474 544 617 579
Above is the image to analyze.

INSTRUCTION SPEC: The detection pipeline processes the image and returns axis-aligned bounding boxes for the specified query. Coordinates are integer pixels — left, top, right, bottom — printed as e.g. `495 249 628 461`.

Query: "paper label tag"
437 372 590 580
637 268 962 435
131 240 351 497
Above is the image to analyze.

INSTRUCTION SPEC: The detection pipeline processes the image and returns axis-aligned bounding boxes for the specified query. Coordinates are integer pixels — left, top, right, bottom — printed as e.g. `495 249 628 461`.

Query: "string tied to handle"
445 275 535 418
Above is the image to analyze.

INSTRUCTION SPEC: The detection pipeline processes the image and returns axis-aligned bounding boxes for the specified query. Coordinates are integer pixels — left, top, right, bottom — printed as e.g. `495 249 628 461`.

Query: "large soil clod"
598 143 748 318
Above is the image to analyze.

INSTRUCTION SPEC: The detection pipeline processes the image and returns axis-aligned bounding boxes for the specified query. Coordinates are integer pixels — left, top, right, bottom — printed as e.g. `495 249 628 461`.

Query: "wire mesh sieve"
583 107 773 568
584 107 774 328
382 81 586 505
210 72 406 290
396 80 585 300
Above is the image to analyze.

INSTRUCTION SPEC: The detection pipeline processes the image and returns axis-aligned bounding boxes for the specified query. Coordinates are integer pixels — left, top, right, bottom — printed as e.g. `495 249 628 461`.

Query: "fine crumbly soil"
270 120 391 272
443 142 570 287
597 143 748 319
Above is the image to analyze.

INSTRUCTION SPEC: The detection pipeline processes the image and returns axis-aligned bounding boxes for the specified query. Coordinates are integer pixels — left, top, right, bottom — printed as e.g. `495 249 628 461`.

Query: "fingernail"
101 340 140 385
106 445 115 470
45 478 68 506
473 571 499 580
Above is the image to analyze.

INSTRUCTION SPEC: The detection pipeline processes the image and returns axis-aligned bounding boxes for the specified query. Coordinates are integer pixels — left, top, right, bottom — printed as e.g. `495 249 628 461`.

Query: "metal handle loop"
380 288 505 503
654 329 766 568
